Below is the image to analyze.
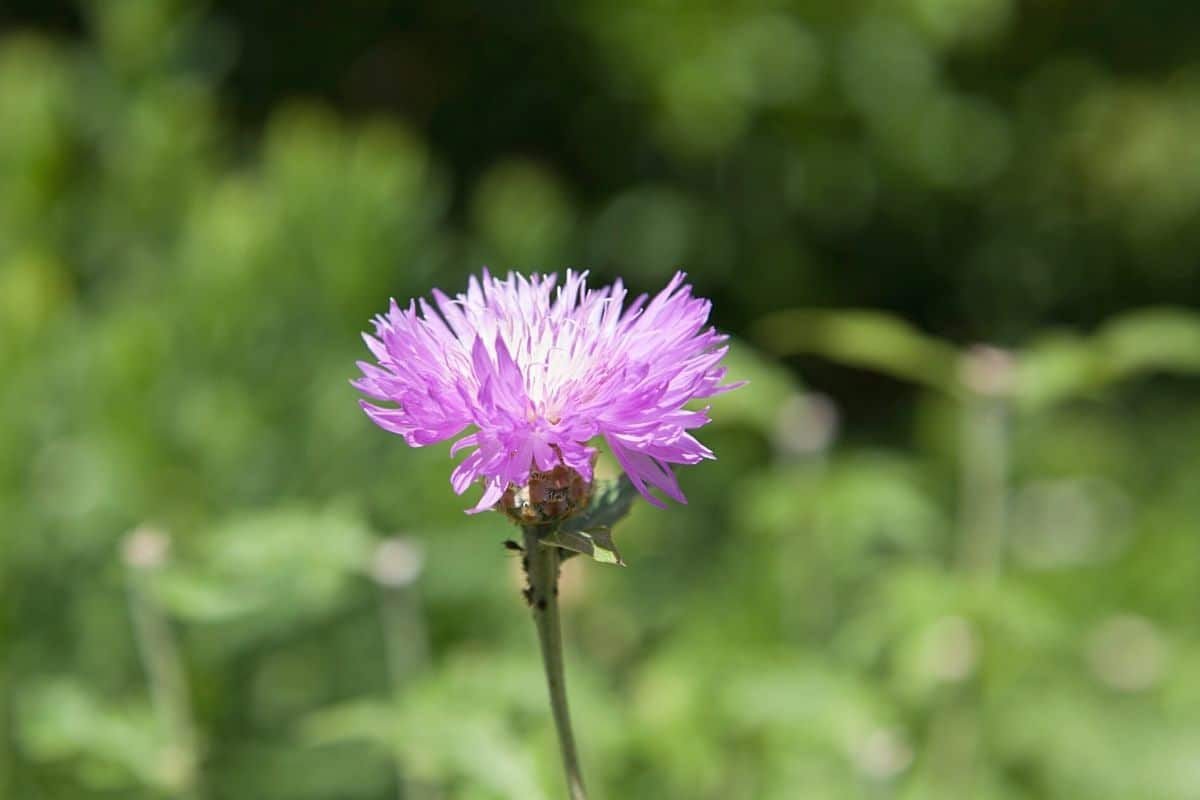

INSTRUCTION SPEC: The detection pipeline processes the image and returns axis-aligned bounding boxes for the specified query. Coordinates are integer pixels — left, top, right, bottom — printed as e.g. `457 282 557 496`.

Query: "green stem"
523 525 588 800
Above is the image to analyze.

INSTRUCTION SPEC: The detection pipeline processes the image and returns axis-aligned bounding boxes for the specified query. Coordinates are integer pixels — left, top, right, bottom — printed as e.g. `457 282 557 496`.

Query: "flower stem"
523 525 588 800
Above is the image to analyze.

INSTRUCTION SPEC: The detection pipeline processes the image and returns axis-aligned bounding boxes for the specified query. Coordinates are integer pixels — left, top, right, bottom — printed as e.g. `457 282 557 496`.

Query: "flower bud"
500 464 593 525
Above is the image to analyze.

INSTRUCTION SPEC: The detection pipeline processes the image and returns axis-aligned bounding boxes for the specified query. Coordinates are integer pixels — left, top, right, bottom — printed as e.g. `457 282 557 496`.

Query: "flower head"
354 270 740 513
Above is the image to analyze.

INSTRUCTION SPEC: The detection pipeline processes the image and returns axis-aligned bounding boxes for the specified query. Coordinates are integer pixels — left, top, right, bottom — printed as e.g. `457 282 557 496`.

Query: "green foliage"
4 1 1200 799
15 680 175 793
542 527 625 566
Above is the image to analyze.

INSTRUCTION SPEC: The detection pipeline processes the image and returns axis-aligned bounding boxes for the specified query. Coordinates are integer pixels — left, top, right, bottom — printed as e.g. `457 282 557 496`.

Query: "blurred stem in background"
370 537 437 800
372 537 431 692
754 312 1020 576
956 347 1016 576
917 618 983 798
122 527 204 800
927 694 982 798
773 392 840 638
522 525 588 800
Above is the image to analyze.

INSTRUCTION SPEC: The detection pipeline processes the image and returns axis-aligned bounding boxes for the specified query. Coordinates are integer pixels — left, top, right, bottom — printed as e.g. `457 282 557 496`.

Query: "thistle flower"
354 269 739 513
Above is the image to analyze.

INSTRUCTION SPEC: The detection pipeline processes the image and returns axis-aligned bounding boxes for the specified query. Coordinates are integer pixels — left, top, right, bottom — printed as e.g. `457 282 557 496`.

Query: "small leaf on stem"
541 527 625 566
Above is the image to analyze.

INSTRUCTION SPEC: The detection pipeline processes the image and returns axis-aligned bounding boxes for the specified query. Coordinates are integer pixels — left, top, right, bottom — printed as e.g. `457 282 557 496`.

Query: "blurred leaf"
14 679 183 791
155 505 373 628
1098 307 1200 378
1014 332 1104 411
753 309 961 392
1016 308 1200 410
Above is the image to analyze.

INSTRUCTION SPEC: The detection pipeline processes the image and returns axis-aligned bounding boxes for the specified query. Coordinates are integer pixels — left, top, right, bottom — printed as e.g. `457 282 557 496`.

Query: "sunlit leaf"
541 526 626 566
1014 333 1104 410
1099 307 1200 378
752 309 961 393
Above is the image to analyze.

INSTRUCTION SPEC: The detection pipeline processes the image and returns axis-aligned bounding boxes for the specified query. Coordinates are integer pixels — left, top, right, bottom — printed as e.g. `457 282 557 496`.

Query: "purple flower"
355 270 740 513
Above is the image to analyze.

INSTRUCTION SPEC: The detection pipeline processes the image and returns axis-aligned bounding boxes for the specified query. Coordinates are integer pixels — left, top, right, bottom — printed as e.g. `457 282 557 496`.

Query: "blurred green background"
4 0 1200 797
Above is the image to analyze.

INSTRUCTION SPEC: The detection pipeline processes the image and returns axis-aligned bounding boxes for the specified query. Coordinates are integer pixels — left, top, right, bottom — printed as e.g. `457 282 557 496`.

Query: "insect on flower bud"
500 464 593 525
